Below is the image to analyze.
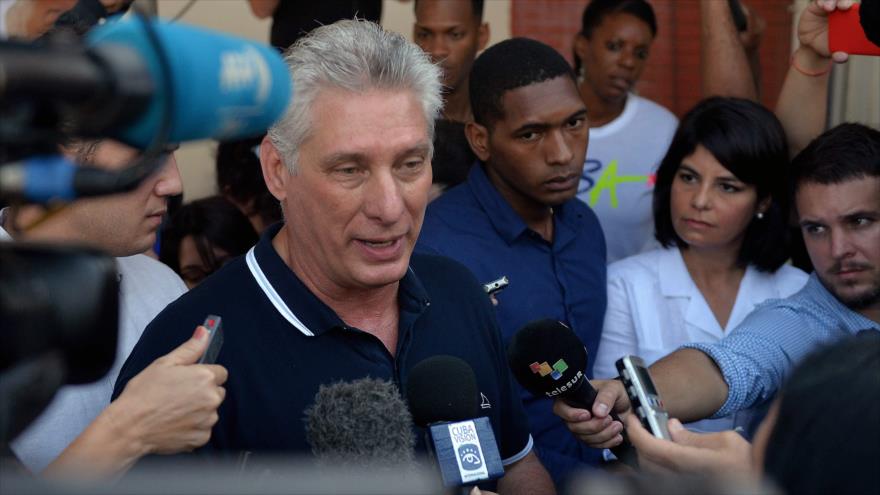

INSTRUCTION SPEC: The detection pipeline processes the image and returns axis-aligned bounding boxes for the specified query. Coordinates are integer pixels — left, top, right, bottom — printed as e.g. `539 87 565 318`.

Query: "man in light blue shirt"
554 123 880 449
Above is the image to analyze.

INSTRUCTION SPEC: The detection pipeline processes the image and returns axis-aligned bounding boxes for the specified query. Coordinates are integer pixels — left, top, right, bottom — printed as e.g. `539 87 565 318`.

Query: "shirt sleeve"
683 302 814 418
594 269 639 380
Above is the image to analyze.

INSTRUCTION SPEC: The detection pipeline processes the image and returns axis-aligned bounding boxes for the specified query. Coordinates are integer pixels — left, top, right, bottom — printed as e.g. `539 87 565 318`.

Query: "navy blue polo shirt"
113 223 533 466
417 164 607 482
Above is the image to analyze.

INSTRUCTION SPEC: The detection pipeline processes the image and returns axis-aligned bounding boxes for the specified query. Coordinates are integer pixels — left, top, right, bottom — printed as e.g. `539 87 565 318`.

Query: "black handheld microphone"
304 377 416 469
405 355 504 488
506 319 639 467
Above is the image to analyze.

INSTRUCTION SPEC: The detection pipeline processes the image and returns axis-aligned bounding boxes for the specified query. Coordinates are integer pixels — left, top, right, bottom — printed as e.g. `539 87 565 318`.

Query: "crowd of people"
1 0 878 494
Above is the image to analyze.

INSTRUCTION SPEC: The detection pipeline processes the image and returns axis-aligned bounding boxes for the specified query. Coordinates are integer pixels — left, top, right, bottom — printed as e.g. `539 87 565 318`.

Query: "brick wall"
511 0 794 117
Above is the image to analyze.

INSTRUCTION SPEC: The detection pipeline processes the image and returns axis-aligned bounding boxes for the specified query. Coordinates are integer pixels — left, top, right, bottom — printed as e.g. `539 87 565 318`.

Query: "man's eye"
855 217 873 226
566 117 586 130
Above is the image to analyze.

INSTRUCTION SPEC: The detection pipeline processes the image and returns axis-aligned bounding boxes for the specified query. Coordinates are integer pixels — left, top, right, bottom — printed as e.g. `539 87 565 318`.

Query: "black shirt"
113 224 533 464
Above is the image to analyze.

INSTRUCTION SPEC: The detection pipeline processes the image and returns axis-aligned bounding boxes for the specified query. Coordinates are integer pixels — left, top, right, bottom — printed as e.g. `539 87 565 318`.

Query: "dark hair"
653 97 791 272
159 196 258 282
861 0 880 47
215 136 282 229
573 0 658 75
764 331 880 495
790 123 880 200
469 37 575 128
414 0 484 22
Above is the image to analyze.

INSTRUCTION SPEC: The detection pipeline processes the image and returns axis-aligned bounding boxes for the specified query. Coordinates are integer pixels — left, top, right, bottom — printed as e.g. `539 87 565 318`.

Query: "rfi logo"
529 359 568 380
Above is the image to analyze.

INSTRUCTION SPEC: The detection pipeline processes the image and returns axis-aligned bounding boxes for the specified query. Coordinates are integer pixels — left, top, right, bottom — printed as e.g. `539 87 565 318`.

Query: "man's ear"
259 136 289 202
465 121 491 162
477 22 490 51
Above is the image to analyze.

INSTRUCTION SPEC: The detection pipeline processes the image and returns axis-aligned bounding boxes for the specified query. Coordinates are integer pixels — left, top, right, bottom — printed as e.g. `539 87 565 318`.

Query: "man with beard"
417 38 606 485
554 123 880 451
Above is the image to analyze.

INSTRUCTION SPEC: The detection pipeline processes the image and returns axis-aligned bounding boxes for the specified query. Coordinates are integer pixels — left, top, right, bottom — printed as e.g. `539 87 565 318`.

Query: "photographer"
2 138 227 478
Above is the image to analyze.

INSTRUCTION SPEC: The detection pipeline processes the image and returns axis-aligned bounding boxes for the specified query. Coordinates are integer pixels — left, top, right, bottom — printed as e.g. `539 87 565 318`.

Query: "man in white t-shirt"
2 139 226 477
577 93 677 263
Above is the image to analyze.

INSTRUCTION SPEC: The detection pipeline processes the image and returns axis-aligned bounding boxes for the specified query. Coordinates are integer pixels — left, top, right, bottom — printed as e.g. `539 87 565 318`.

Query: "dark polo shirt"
113 223 533 465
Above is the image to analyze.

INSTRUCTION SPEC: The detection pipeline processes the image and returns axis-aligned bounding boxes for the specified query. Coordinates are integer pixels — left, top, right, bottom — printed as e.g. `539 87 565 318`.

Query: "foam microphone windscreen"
304 377 416 467
405 355 479 426
507 319 589 400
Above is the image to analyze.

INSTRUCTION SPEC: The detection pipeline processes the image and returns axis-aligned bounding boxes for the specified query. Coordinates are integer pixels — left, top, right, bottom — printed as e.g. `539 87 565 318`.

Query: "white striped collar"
245 246 314 337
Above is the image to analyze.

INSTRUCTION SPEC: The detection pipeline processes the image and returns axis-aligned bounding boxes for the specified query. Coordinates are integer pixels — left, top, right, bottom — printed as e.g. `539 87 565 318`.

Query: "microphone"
405 355 504 488
1 16 291 148
304 377 416 469
506 319 639 467
0 16 291 202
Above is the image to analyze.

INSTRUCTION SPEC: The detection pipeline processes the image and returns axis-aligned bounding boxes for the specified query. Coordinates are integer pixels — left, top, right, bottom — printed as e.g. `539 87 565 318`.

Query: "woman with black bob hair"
594 97 808 434
160 196 259 288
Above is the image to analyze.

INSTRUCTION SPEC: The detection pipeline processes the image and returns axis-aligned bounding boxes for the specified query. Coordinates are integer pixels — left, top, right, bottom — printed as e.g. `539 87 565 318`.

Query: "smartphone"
199 315 224 364
482 276 509 296
616 355 671 440
829 5 880 56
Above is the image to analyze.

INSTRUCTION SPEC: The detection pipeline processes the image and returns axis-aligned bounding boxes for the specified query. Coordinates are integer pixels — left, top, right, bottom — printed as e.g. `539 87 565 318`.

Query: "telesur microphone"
304 377 416 469
405 355 504 487
506 319 639 467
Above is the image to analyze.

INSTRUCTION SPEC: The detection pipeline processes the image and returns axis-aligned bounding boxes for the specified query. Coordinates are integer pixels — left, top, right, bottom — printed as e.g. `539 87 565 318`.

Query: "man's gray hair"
267 19 443 174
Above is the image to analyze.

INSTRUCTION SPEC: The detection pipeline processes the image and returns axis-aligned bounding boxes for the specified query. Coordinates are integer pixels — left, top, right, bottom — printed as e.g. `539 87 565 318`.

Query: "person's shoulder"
769 264 810 296
608 248 663 280
632 94 678 125
117 253 183 284
425 182 479 218
155 256 253 320
562 196 603 231
411 252 481 287
420 184 489 244
116 253 187 297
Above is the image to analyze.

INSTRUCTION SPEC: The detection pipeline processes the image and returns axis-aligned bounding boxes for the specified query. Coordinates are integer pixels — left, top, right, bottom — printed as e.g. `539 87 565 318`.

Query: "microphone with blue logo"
405 355 504 489
506 319 639 468
0 16 291 202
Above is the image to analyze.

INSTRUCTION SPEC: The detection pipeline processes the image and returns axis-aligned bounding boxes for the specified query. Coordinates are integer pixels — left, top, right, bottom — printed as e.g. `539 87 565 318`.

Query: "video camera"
0 8 290 448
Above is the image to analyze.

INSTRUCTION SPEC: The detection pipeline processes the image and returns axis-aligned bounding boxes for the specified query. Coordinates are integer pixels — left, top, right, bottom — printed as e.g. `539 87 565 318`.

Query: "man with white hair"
113 20 553 493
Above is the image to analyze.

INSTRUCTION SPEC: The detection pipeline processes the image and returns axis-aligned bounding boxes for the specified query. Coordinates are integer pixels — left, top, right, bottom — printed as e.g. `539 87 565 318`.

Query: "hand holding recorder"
44 322 227 479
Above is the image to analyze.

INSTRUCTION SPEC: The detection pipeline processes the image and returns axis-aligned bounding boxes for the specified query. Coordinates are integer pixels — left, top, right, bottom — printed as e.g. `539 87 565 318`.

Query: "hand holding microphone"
506 319 638 467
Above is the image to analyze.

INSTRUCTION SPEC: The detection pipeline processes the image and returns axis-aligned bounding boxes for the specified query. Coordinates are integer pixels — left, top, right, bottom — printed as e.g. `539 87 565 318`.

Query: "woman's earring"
756 212 765 220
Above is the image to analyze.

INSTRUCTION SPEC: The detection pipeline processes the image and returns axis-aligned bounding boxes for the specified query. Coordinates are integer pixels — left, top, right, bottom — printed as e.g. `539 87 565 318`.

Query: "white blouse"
594 247 808 433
